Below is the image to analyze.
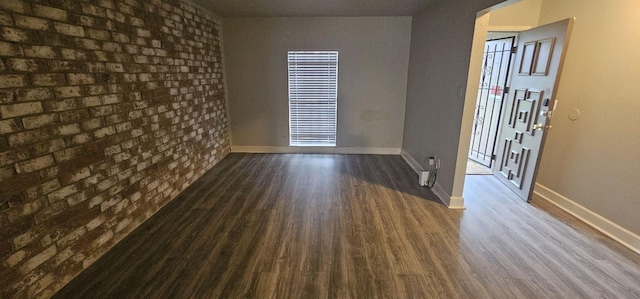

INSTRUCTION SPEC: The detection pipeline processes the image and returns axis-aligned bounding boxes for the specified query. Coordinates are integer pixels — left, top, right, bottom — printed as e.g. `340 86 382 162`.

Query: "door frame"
451 6 533 206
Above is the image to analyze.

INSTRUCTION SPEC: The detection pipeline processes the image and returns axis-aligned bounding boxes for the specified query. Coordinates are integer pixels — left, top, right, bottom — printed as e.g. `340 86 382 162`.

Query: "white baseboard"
400 149 422 174
534 183 640 255
432 182 465 209
400 150 463 209
231 146 401 155
447 195 466 210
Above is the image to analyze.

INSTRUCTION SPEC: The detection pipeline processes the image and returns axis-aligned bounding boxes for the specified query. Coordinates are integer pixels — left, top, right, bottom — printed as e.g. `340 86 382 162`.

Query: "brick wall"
0 0 230 297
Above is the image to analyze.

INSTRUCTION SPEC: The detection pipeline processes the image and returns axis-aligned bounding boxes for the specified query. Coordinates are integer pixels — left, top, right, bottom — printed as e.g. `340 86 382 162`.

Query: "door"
494 18 574 201
469 36 515 167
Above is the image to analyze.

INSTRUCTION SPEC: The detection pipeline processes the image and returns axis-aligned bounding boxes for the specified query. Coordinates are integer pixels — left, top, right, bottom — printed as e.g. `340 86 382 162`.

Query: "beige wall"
223 17 411 150
535 0 640 234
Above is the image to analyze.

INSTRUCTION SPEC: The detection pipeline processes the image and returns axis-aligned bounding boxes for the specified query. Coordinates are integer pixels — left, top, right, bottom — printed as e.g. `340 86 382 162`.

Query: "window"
288 51 338 146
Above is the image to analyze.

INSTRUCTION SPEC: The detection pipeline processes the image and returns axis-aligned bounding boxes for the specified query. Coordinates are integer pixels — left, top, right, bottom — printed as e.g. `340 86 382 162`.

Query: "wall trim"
232 146 401 155
448 195 466 210
400 149 422 174
400 150 462 209
534 183 640 255
487 25 532 32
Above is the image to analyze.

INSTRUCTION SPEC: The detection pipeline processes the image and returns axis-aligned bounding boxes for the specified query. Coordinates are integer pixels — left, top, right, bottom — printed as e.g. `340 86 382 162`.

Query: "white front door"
494 19 574 201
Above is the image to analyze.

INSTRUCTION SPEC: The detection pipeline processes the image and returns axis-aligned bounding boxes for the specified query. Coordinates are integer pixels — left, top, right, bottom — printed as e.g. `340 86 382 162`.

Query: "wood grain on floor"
54 154 640 298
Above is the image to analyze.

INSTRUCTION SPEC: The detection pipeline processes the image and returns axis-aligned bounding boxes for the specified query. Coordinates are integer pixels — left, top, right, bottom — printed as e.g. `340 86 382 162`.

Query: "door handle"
533 123 553 130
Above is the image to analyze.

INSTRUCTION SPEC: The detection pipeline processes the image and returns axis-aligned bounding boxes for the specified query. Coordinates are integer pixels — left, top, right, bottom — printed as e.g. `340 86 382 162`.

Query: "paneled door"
494 19 574 201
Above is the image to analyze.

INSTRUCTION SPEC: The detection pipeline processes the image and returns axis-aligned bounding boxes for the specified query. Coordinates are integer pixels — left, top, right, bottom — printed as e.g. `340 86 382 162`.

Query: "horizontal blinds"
288 51 338 146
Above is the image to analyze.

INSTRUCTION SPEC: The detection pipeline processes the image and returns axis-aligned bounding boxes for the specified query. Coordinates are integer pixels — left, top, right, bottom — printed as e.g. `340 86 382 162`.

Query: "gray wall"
223 17 412 149
535 0 640 235
402 0 503 194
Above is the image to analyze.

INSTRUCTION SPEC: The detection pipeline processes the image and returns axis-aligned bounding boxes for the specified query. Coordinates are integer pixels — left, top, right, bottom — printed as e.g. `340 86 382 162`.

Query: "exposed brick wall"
0 0 230 297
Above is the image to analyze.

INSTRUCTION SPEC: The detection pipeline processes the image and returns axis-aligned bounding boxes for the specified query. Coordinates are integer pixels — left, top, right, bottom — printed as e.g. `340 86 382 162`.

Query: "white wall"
535 0 640 235
223 17 412 151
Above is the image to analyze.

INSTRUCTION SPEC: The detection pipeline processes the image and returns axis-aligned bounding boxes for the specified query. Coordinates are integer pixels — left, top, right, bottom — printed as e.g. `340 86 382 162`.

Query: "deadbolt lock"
540 110 553 117
533 123 553 131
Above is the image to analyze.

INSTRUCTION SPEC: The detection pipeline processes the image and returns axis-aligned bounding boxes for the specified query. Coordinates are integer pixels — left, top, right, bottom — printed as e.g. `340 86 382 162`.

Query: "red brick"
102 42 122 52
19 245 57 274
0 119 22 134
55 124 81 136
65 192 87 207
75 38 101 50
31 74 66 86
48 184 78 203
0 149 29 167
93 126 116 138
111 32 129 43
27 272 55 297
1 27 29 42
43 99 77 112
28 139 65 157
0 1 30 14
54 22 85 37
0 102 43 119
54 86 81 98
22 113 59 129
15 155 54 174
70 133 92 145
55 227 86 249
32 4 68 22
0 11 12 26
38 165 60 181
0 1 230 296
0 90 13 104
67 73 95 85
8 129 50 147
23 46 57 59
53 146 85 162
78 16 95 27
86 29 110 41
90 105 114 117
14 15 52 31
64 167 91 185
92 51 109 62
5 58 39 72
60 49 88 60
0 75 27 88
81 3 107 18
91 230 113 248
15 88 54 102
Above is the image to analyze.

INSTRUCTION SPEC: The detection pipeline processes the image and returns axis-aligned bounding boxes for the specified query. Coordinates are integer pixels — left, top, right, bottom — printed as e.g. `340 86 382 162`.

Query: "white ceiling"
191 0 430 17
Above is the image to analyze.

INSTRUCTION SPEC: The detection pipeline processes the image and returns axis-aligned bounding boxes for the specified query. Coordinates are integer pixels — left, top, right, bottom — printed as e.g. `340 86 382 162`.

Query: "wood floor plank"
53 154 640 298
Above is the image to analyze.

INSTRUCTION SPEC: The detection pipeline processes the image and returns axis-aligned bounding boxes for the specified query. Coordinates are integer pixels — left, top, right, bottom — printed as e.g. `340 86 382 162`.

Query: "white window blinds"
288 51 338 146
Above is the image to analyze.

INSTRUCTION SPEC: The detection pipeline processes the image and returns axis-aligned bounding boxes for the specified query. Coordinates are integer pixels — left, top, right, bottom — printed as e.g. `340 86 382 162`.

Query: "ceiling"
190 0 430 17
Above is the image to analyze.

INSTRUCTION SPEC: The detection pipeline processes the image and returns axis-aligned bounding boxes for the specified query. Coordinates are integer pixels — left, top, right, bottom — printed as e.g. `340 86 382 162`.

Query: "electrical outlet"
419 171 430 186
428 156 435 166
457 85 465 99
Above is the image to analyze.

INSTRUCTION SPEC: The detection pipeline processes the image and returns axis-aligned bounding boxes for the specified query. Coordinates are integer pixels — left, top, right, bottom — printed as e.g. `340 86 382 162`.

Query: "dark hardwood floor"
54 153 640 298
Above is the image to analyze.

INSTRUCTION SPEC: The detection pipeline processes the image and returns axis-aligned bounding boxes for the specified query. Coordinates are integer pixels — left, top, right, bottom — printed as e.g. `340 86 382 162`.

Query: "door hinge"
511 46 517 54
504 86 510 94
492 154 496 160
